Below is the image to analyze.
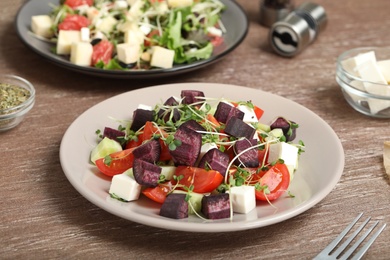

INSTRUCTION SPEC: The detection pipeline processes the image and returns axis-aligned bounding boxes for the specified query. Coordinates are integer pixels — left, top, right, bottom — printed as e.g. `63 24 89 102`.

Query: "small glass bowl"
336 47 390 118
0 75 35 131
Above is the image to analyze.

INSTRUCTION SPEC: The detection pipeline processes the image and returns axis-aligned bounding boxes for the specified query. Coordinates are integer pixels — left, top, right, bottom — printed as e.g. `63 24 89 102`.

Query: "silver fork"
313 213 386 260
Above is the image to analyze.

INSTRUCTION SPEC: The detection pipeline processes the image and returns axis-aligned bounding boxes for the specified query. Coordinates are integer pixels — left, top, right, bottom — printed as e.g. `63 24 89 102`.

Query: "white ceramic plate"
59 83 344 232
15 0 248 79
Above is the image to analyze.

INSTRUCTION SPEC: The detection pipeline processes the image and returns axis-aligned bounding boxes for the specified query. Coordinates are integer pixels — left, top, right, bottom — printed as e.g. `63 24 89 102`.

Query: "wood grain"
1 0 389 259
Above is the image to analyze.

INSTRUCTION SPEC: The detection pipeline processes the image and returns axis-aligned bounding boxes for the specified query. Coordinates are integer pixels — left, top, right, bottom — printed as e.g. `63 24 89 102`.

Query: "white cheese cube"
347 80 367 104
229 186 256 214
341 51 376 76
129 0 145 18
124 29 144 45
160 166 176 180
96 16 118 34
139 24 152 35
137 104 153 110
357 59 387 85
118 21 138 33
114 0 128 9
56 30 81 55
80 27 90 42
109 172 142 201
70 42 93 66
237 105 258 123
116 43 141 64
207 26 223 37
150 46 175 69
377 59 390 83
268 142 299 180
167 0 193 8
31 15 53 38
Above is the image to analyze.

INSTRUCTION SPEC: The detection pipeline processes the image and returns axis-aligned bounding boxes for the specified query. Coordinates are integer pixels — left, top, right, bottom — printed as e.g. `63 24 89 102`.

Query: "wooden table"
1 0 389 259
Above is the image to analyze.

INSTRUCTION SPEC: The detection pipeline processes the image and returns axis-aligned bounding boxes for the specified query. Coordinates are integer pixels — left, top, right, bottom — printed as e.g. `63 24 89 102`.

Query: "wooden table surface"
1 0 389 259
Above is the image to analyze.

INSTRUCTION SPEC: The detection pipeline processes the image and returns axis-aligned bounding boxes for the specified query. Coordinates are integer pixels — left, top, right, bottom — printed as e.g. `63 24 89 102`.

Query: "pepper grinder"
259 0 295 27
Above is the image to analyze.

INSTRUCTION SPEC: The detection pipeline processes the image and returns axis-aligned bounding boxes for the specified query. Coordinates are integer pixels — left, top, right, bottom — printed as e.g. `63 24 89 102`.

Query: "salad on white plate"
30 0 227 70
89 89 305 220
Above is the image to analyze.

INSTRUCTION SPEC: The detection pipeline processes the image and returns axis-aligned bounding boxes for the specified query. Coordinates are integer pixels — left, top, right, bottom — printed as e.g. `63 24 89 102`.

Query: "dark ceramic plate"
15 0 248 79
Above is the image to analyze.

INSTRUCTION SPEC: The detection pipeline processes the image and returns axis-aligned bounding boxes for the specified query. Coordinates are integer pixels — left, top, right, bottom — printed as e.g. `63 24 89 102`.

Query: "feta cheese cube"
80 27 90 42
114 0 128 9
137 104 153 110
124 29 144 45
150 46 175 69
267 142 299 180
70 42 93 66
207 27 223 37
86 7 100 22
139 24 152 35
377 59 390 83
116 43 141 64
237 105 258 123
56 30 81 55
109 172 142 201
31 15 53 38
341 51 376 76
229 186 256 214
167 0 193 8
96 16 118 34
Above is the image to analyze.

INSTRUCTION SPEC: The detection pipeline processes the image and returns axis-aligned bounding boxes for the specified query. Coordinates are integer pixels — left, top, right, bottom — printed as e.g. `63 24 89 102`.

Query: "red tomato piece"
58 14 90 31
174 166 224 193
210 35 224 47
91 40 114 66
142 121 172 161
64 0 93 9
144 29 160 47
253 105 264 120
95 148 135 177
142 185 170 204
255 163 290 201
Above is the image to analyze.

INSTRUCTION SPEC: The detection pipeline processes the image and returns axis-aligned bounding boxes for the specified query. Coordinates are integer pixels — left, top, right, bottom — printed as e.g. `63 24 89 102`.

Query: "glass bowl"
0 75 35 131
336 47 390 118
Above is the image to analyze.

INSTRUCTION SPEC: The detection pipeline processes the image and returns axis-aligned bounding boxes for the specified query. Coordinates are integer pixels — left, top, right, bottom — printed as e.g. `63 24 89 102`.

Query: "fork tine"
317 213 363 255
332 216 371 258
349 223 387 260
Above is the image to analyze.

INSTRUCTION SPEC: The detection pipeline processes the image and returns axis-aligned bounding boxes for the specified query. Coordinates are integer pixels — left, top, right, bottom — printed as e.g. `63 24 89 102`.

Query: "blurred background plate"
15 0 248 79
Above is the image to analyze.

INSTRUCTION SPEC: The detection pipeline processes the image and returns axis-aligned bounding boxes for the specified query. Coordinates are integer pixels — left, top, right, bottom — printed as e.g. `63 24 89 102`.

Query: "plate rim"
59 83 345 232
15 0 249 79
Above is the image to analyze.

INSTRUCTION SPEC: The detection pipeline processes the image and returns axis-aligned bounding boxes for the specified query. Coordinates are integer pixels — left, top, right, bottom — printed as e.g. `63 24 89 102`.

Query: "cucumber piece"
172 190 204 215
90 137 123 164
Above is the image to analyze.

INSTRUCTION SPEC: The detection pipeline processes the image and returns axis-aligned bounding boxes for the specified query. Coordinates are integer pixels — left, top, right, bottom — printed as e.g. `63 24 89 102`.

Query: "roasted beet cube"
170 124 202 166
201 193 230 219
179 119 205 132
270 117 297 141
103 127 125 141
181 90 205 105
214 102 244 124
234 139 259 168
158 96 181 123
224 117 256 139
132 159 161 187
132 139 161 163
159 194 188 219
130 109 154 131
198 148 230 177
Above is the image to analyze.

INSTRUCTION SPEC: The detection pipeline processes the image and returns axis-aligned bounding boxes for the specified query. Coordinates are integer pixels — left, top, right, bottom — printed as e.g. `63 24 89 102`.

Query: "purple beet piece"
132 159 162 187
198 148 230 177
159 194 188 219
132 139 161 163
181 90 205 105
270 117 297 141
201 193 230 220
179 119 205 132
169 124 202 166
130 108 154 131
103 127 125 142
234 139 259 168
214 102 244 124
224 117 256 140
158 96 181 123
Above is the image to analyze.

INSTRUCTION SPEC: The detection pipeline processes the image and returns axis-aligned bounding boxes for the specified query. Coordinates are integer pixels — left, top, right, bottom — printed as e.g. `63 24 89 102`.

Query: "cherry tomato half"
142 185 170 204
58 14 90 31
173 166 224 193
91 40 114 66
95 148 135 177
255 163 290 201
64 0 93 9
